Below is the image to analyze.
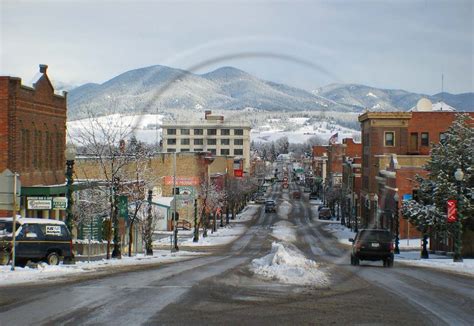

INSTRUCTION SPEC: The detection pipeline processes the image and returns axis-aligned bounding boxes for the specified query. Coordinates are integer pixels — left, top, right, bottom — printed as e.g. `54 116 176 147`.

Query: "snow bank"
0 250 201 286
271 221 297 243
397 252 474 277
322 223 356 245
251 242 329 286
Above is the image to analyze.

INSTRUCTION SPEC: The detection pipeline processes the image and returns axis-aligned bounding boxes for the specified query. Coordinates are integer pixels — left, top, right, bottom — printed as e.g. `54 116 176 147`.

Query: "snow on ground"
271 221 297 243
277 200 291 219
0 250 201 286
320 221 356 245
396 251 474 277
317 218 473 277
250 242 329 286
153 205 258 248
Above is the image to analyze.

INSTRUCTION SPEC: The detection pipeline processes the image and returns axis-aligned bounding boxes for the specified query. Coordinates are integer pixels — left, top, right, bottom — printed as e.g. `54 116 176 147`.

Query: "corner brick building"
0 65 68 218
358 109 474 239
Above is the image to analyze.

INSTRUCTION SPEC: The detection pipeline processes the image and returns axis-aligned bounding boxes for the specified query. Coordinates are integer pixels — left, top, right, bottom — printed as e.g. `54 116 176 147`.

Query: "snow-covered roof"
410 100 456 112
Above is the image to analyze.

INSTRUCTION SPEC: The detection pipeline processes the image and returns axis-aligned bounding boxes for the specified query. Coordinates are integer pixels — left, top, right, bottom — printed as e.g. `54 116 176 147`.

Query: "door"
409 133 418 152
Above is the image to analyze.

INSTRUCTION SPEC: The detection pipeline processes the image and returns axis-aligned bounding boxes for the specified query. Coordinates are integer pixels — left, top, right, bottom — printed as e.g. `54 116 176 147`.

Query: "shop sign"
52 197 68 210
27 197 52 210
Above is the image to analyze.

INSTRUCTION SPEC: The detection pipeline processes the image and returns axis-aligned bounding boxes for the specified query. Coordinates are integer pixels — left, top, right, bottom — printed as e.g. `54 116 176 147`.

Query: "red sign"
163 176 200 186
234 169 243 178
447 200 457 223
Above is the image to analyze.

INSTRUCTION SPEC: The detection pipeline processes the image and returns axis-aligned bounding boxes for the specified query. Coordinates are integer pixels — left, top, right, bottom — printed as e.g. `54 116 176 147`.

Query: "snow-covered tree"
402 114 473 260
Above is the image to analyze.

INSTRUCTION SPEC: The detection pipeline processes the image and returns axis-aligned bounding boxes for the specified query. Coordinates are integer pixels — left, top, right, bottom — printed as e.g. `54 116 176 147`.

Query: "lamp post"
64 145 77 264
393 192 400 254
453 168 464 262
354 193 358 233
373 194 379 228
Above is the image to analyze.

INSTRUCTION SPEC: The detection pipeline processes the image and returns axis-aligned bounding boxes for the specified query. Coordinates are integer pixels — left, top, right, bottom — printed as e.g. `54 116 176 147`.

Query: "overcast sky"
1 0 472 94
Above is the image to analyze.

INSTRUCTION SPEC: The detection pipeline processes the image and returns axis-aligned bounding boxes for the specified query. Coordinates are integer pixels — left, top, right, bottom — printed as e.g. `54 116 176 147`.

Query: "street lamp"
373 194 379 228
354 193 358 233
453 168 464 262
393 192 400 254
64 144 77 264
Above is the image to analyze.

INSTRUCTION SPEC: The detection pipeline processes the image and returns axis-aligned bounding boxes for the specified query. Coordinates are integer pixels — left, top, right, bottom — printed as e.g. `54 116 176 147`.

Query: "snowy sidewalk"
318 219 474 277
153 204 259 250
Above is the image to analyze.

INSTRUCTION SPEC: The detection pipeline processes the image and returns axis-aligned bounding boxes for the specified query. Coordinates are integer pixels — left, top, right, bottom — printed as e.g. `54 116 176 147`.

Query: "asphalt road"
0 182 473 325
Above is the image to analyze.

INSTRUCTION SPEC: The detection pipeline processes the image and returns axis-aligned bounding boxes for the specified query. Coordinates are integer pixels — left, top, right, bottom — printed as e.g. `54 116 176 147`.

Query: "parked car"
292 191 301 199
255 195 266 204
318 207 332 220
309 192 319 200
349 229 394 267
0 217 73 267
264 200 276 213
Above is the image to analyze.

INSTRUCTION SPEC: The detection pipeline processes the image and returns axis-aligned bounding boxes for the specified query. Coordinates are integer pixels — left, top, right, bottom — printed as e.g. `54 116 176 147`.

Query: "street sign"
447 200 457 223
402 194 412 201
234 169 243 177
0 169 21 211
52 197 68 210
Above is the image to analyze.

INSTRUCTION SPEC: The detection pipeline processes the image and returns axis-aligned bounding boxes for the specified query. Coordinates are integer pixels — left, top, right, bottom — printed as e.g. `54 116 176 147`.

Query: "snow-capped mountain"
313 84 474 112
67 65 353 120
67 65 474 120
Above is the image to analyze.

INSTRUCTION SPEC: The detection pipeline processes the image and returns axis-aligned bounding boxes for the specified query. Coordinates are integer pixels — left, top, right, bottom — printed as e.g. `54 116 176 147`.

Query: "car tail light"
390 242 394 252
355 242 362 250
70 239 74 254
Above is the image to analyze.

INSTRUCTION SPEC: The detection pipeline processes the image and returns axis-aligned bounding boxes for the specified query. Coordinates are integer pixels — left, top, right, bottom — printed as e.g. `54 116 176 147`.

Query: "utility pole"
173 152 179 251
11 172 18 271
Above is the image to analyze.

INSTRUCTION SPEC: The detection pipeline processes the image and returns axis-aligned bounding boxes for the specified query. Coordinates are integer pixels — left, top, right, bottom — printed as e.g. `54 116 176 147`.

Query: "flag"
328 133 338 145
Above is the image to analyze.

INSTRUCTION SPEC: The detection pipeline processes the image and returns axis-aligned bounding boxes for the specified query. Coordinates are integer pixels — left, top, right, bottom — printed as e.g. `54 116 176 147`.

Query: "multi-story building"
161 111 251 172
0 65 68 218
358 102 474 231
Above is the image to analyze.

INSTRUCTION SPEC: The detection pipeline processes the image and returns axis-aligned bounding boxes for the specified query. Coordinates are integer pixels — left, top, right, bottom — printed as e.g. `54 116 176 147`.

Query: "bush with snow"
251 242 329 286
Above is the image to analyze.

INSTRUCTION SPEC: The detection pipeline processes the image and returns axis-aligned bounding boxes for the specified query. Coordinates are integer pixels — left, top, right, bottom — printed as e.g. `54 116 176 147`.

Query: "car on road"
349 229 394 267
318 207 332 220
309 192 319 200
292 191 301 199
255 194 266 204
0 217 74 267
264 200 276 213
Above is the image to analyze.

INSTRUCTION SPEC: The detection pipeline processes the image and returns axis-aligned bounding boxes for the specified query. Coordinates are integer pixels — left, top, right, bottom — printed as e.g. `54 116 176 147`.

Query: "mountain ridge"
67 65 473 120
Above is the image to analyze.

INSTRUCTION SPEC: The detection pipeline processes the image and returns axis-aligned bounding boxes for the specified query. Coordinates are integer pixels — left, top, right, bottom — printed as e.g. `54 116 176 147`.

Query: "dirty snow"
397 251 474 277
0 250 201 286
271 221 297 243
277 201 291 219
251 242 329 286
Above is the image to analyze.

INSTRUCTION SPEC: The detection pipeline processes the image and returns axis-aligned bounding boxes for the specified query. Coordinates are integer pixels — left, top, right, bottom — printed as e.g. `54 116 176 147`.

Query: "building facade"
0 65 68 218
161 111 251 172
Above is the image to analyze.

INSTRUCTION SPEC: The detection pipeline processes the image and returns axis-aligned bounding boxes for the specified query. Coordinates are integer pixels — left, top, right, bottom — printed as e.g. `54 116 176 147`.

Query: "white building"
161 111 251 172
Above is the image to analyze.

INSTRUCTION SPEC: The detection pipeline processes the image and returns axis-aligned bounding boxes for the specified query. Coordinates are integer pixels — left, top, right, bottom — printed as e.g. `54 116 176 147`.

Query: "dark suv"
0 217 74 267
349 229 394 267
264 200 276 213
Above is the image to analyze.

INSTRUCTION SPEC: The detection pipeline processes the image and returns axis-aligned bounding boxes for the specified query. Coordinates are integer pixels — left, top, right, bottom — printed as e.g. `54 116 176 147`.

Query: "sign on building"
52 197 68 210
27 197 53 210
163 176 200 186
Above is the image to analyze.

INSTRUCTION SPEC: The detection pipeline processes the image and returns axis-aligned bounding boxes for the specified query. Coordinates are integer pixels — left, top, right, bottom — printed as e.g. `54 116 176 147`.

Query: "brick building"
358 107 474 233
0 65 68 218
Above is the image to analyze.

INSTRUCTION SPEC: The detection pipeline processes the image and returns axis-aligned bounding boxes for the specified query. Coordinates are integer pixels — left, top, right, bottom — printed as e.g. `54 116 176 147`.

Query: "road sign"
447 200 457 223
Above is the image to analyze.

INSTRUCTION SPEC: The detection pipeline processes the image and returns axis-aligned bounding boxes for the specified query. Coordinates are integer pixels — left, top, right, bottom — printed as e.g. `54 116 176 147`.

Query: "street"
0 182 473 325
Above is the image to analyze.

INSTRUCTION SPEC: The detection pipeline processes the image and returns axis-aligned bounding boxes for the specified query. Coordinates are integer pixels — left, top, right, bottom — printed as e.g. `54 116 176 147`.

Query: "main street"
0 182 473 325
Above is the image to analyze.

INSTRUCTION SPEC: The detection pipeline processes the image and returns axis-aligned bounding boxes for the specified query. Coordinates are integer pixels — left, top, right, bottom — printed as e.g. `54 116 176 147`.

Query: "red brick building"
0 65 68 218
358 109 474 234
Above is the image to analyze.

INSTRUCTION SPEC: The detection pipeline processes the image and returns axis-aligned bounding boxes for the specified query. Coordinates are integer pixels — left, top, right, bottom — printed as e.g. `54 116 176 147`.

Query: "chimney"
39 64 48 74
205 110 212 120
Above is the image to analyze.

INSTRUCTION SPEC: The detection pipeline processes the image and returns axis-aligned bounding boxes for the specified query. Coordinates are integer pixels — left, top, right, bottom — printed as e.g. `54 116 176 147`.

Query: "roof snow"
366 92 378 98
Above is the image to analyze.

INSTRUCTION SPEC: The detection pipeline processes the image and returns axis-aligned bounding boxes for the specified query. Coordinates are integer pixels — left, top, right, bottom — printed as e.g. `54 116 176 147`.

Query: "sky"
1 0 472 94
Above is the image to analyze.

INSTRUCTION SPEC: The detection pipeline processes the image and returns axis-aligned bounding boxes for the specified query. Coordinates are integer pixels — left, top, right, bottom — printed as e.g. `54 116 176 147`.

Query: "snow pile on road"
251 242 329 286
397 252 474 276
277 201 291 219
271 221 297 243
